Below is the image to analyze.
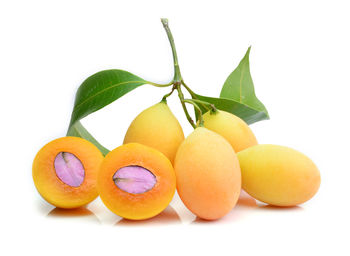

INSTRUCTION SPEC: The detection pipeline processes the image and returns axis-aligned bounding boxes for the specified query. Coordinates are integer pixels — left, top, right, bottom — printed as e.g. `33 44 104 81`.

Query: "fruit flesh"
123 102 184 164
98 143 176 220
237 144 321 206
174 127 241 220
32 137 104 208
202 110 257 153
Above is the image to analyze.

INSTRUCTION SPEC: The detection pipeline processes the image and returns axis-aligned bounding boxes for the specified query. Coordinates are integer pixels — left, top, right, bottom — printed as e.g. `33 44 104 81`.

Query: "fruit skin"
32 137 104 208
237 144 321 206
98 143 176 220
174 127 241 220
202 110 258 153
123 102 184 164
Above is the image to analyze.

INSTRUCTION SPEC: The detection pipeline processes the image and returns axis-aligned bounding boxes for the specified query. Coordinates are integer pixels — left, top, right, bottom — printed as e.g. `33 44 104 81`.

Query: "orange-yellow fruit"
202 110 257 152
98 143 176 220
124 102 184 164
32 137 104 208
174 127 241 220
237 144 321 206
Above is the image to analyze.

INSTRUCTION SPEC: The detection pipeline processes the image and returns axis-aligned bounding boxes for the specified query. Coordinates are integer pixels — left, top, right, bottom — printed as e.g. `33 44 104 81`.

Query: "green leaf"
193 94 269 125
69 69 147 128
67 121 110 156
67 69 147 154
220 47 269 120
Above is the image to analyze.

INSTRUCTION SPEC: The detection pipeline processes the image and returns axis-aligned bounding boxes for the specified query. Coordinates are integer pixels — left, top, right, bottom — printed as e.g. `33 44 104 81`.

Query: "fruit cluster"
33 102 320 220
32 19 320 221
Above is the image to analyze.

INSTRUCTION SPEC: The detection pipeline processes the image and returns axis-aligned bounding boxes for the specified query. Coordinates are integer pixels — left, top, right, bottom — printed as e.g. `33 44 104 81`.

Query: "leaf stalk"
147 81 173 87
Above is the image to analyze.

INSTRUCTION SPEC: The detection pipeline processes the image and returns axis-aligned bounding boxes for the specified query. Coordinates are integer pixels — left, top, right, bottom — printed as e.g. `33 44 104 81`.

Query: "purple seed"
54 152 85 187
113 166 156 194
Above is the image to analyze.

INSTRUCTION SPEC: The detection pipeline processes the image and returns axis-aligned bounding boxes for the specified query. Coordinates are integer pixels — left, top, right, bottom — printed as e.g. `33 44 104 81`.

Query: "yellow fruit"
202 110 257 152
237 144 321 206
124 102 184 164
174 127 241 220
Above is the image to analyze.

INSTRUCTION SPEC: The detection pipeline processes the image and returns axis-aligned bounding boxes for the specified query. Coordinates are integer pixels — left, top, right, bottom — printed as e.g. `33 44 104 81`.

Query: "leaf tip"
246 46 252 57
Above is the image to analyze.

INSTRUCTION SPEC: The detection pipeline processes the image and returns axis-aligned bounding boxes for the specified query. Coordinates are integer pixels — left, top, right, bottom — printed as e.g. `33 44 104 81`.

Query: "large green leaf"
67 69 147 155
194 94 268 125
68 69 147 128
220 47 269 120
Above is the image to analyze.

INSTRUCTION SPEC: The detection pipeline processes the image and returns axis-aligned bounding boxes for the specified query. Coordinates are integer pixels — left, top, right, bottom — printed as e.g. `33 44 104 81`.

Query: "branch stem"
183 100 204 127
181 81 197 98
186 99 217 113
177 86 196 129
186 99 210 111
162 85 176 102
161 18 182 84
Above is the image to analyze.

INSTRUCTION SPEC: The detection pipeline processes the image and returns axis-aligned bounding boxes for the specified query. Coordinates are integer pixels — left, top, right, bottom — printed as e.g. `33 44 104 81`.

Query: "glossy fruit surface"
32 136 104 208
174 127 241 220
98 143 176 220
238 144 321 206
202 110 257 152
124 102 184 164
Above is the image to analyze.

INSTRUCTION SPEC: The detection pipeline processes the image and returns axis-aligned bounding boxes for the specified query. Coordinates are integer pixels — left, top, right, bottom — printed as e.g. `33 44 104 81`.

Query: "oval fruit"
32 137 104 208
237 144 321 206
174 127 241 220
98 143 176 220
202 110 257 152
124 102 184 164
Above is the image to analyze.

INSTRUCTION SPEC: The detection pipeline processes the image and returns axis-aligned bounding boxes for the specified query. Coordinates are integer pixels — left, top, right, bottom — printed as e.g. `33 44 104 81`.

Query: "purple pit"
54 152 85 187
113 166 157 194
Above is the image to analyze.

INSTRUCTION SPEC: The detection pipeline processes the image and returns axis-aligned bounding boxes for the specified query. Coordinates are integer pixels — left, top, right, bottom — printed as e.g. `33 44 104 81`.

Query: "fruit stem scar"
54 152 85 187
113 165 157 194
210 104 217 114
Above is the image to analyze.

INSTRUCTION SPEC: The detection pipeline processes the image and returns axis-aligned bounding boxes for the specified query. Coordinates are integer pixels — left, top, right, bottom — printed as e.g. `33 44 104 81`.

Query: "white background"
1 0 349 255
